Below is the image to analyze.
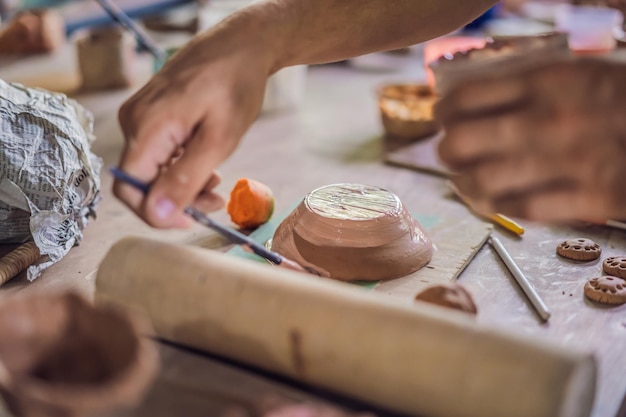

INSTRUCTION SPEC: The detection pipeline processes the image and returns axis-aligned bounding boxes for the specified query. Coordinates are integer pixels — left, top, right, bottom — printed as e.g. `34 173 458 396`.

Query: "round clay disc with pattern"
556 238 601 261
584 276 626 305
602 256 626 279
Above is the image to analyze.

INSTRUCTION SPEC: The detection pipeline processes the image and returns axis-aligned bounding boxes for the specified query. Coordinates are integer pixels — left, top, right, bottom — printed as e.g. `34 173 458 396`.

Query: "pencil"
489 236 551 322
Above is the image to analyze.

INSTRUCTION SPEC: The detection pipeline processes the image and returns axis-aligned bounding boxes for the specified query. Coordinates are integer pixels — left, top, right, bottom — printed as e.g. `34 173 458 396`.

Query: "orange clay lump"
227 178 275 229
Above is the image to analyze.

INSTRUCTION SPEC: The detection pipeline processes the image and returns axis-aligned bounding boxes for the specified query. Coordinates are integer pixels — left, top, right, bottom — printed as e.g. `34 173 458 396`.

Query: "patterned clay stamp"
556 238 601 261
602 256 626 279
584 276 626 305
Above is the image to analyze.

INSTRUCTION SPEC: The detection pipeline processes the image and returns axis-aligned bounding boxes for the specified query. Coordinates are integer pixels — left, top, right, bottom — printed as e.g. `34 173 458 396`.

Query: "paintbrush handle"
109 167 287 266
447 181 524 236
110 167 150 193
183 207 283 264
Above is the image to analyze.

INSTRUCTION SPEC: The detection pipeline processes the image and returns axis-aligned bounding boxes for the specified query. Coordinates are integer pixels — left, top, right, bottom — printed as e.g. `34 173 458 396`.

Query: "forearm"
237 0 497 71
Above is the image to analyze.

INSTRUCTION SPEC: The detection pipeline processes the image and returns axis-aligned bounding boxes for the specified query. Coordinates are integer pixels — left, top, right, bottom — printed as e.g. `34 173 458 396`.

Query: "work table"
0 44 624 417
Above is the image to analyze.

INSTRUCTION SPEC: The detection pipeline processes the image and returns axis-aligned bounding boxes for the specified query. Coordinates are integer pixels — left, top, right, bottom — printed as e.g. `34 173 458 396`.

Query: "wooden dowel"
489 236 551 321
0 242 40 286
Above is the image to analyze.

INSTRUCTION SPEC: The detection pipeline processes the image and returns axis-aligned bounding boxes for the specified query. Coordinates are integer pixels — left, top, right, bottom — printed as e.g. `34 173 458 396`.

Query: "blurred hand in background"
438 58 626 223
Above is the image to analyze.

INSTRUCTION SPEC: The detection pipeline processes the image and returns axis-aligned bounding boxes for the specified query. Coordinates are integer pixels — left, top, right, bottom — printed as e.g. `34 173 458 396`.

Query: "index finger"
144 120 234 227
436 76 528 126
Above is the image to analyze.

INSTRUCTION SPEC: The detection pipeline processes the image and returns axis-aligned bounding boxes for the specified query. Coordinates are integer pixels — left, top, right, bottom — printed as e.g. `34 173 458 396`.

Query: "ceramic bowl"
271 183 433 281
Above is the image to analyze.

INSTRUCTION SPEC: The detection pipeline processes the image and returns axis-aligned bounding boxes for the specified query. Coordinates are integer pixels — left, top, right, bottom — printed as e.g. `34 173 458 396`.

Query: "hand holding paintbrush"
109 168 318 276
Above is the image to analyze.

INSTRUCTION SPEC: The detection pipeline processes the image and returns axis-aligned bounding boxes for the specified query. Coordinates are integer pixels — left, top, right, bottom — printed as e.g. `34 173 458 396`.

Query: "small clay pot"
0 292 158 417
377 84 440 142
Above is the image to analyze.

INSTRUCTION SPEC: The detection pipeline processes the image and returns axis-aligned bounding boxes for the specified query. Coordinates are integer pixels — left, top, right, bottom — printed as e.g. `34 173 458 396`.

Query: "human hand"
114 0 504 228
437 58 626 222
114 11 277 227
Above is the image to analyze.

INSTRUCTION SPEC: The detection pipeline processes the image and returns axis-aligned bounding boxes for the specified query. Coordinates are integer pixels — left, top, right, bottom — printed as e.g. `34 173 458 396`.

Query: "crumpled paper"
0 79 101 280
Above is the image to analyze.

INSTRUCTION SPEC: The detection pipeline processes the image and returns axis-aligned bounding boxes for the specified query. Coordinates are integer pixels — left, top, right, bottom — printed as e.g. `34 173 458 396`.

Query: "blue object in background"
18 0 193 35
64 0 192 35
464 4 500 30
24 0 69 8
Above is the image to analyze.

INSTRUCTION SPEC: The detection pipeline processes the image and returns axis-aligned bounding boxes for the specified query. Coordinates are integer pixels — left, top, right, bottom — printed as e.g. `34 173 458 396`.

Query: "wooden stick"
489 236 551 322
0 242 40 286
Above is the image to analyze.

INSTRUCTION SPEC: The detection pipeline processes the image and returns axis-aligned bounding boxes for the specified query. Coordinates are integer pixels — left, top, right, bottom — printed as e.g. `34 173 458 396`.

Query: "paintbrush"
446 181 524 236
109 167 316 275
94 0 168 64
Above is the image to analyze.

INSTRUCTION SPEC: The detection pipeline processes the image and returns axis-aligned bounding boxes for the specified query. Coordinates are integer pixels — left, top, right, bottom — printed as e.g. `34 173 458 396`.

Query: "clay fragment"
415 284 478 315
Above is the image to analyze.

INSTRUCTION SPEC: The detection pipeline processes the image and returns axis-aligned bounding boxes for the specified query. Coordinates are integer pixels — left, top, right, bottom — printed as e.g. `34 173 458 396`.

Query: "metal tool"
109 167 315 274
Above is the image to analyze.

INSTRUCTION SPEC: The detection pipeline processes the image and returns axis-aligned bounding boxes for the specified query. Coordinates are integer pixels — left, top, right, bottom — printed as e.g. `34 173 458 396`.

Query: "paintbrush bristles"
277 257 308 273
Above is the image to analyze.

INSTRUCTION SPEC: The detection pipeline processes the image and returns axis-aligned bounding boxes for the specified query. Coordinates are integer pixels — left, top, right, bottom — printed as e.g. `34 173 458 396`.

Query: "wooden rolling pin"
0 242 40 286
96 237 596 417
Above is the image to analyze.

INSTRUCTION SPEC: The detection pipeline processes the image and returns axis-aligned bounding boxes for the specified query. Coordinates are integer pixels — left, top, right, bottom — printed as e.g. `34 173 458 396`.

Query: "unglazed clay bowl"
0 292 158 417
271 183 433 281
